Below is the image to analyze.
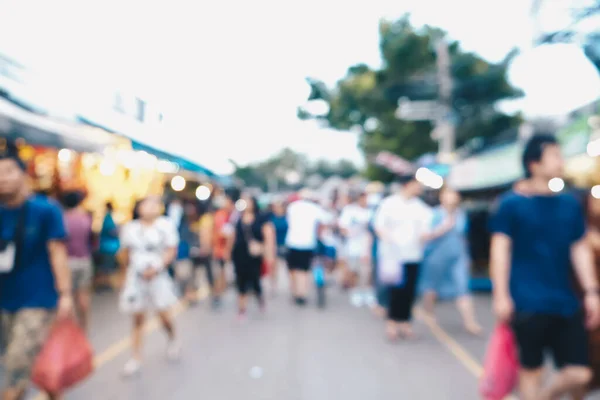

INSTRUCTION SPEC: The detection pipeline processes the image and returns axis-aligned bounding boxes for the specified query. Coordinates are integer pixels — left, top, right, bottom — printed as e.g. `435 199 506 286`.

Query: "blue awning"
129 139 217 178
76 116 218 179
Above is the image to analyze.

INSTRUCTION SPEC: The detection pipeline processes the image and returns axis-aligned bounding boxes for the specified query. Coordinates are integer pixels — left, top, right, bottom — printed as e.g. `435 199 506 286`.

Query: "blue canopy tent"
76 116 222 181
129 139 217 178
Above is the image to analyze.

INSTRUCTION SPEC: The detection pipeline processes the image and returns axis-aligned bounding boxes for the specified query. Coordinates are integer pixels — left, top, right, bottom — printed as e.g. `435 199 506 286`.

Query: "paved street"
6 277 600 400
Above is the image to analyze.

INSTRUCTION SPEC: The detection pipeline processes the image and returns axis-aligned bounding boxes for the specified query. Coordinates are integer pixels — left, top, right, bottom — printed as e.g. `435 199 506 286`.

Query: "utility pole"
434 39 455 163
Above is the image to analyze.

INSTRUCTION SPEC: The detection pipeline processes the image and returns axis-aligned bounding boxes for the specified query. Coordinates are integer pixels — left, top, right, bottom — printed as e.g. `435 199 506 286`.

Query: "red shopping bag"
32 318 94 394
479 323 519 400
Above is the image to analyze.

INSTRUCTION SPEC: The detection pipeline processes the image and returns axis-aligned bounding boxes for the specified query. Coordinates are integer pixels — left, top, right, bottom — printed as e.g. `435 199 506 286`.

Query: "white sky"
0 0 599 174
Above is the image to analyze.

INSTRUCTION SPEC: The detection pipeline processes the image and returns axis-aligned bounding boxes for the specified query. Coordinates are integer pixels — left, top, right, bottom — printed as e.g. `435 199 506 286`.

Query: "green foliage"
300 15 523 181
232 148 360 191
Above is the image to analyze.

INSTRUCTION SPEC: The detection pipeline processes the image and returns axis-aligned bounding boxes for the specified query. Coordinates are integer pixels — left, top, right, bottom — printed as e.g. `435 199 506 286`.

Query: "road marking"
415 308 517 400
32 287 209 400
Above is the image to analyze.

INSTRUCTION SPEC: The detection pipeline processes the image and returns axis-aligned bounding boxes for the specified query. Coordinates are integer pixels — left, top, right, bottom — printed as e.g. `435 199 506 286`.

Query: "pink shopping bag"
479 323 519 400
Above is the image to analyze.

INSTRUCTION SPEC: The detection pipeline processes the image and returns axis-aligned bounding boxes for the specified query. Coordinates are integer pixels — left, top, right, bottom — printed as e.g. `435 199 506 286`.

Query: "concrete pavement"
6 282 600 399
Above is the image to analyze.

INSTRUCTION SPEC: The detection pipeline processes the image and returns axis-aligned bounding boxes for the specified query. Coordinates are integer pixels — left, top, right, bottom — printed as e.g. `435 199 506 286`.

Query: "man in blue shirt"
0 143 73 400
490 134 599 400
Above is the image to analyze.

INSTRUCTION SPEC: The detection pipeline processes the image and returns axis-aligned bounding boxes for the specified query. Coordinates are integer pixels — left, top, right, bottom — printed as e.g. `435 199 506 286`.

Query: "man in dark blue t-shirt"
490 133 599 400
0 144 73 400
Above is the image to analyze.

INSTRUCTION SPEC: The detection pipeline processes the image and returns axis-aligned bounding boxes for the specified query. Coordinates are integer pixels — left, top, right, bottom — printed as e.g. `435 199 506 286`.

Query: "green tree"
233 149 360 190
300 16 523 181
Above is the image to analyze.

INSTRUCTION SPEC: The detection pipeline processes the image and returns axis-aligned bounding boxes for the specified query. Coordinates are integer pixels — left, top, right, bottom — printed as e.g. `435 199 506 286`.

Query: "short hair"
62 191 85 210
225 187 241 202
522 133 559 178
106 202 114 211
0 140 26 171
395 173 417 185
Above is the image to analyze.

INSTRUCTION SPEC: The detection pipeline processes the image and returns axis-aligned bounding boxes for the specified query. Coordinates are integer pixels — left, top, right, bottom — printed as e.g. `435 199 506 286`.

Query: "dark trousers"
387 263 420 322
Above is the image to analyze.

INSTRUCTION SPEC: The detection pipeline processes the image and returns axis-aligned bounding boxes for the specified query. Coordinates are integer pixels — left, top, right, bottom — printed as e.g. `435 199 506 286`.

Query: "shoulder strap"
13 200 29 270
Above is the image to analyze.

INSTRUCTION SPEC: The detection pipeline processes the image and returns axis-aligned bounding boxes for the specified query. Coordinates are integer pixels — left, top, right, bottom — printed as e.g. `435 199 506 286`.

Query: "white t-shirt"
373 194 433 263
339 204 371 258
319 209 338 248
121 217 179 272
285 200 326 250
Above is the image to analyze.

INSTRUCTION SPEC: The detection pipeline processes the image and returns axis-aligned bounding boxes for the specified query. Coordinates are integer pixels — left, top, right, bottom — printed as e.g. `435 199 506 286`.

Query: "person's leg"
511 313 550 399
74 288 92 333
386 287 402 340
422 290 437 316
295 270 309 305
396 263 420 337
156 309 180 360
253 272 265 310
286 250 298 298
75 260 94 332
541 314 592 399
456 295 482 335
131 313 146 362
234 262 250 316
2 310 54 400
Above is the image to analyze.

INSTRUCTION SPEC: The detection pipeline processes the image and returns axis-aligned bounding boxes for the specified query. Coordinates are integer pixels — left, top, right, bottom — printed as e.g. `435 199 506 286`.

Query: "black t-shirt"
233 213 268 255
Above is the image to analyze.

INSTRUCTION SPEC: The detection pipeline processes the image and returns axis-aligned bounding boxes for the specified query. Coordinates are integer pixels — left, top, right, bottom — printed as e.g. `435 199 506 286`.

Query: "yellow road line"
415 308 517 400
33 287 209 400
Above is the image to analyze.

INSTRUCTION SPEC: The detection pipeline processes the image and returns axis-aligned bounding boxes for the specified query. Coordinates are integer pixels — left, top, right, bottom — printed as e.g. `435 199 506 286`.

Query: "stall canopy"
130 139 217 178
76 117 219 179
0 96 118 153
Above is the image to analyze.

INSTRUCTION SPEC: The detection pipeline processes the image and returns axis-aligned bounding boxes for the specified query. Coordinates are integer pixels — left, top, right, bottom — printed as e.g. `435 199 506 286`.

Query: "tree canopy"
299 16 523 181
232 148 360 191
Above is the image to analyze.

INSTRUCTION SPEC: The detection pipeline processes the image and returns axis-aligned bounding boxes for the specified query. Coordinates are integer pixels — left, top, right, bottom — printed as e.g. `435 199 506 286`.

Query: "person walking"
285 189 326 306
119 196 181 377
420 187 482 335
490 134 599 399
62 191 94 332
0 143 74 400
231 195 276 320
374 174 432 340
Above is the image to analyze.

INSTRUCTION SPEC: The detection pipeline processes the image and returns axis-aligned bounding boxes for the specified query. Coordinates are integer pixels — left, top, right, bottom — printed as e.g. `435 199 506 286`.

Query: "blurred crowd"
1 131 600 399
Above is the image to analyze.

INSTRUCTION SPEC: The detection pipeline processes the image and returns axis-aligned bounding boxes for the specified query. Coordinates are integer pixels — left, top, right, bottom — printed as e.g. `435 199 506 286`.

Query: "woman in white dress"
119 196 181 377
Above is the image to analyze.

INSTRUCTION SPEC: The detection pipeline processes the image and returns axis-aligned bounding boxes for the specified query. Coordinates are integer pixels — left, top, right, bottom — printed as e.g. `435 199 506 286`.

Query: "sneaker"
167 340 181 361
350 292 364 308
122 358 141 377
364 292 377 307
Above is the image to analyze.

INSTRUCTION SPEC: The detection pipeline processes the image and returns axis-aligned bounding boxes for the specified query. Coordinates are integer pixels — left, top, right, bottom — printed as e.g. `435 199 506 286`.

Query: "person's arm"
45 204 73 318
199 215 214 256
262 221 277 265
161 219 179 269
421 209 454 242
589 227 600 251
571 200 600 328
571 201 598 294
490 233 512 300
488 197 516 321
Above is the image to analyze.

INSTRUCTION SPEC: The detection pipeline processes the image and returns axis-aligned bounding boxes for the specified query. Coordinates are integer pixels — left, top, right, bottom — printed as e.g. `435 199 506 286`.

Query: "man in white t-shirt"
374 174 433 340
285 189 326 306
339 191 373 307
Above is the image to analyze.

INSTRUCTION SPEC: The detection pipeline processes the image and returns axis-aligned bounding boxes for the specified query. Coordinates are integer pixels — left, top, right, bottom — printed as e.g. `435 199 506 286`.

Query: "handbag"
243 222 264 257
